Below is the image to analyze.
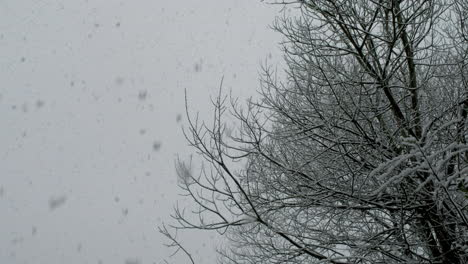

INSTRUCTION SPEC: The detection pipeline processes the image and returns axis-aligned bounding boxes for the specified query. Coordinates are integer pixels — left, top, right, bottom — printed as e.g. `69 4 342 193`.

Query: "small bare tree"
164 1 468 263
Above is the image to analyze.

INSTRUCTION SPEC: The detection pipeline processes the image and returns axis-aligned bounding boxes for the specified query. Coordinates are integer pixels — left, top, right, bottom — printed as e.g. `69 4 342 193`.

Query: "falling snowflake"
152 141 162 151
48 195 67 210
36 100 44 108
138 90 147 100
122 208 129 216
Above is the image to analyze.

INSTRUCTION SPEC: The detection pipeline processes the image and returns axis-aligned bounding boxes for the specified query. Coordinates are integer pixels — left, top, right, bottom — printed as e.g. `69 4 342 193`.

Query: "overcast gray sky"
0 1 283 264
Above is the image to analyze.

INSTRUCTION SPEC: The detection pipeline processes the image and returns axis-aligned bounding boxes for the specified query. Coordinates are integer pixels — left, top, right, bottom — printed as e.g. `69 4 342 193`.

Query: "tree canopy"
164 1 468 263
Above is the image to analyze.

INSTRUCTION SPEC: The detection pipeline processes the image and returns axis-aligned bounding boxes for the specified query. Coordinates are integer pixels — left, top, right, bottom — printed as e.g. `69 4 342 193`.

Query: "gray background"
0 1 282 263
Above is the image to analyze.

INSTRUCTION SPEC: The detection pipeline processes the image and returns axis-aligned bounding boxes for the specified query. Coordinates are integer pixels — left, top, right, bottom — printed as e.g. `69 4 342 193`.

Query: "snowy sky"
0 1 283 264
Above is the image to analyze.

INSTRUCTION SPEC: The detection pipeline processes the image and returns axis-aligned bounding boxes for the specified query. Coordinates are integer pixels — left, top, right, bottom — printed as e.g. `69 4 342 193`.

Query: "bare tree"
164 1 468 263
